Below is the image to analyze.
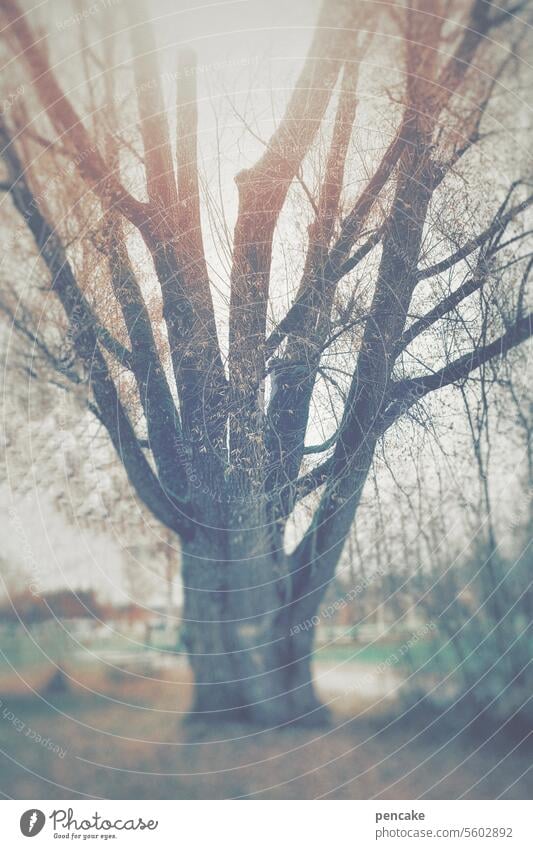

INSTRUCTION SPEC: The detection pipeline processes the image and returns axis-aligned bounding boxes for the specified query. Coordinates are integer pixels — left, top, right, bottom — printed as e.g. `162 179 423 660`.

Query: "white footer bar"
2 799 530 847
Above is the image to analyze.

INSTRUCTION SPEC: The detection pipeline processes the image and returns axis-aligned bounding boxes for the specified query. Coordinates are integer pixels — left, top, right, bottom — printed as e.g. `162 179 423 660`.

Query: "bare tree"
0 0 532 725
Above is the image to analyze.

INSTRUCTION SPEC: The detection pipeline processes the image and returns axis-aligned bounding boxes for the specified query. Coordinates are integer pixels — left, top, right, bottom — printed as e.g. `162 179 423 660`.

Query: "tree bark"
180 531 328 727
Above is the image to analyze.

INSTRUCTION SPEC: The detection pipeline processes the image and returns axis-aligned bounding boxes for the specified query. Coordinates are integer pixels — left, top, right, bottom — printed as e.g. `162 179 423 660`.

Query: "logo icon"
20 810 46 837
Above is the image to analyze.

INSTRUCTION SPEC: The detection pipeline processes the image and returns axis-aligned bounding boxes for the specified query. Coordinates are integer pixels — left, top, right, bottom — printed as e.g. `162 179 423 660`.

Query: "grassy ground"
314 639 440 665
0 659 531 800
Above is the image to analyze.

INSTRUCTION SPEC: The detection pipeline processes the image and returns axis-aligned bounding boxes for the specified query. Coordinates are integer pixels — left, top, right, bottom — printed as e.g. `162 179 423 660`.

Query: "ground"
0 658 530 799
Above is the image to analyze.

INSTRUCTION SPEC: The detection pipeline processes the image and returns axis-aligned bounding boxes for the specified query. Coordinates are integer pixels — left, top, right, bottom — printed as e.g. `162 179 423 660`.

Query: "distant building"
0 588 103 627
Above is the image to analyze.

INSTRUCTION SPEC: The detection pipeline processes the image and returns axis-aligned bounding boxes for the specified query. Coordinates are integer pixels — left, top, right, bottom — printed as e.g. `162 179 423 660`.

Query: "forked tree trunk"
180 535 328 727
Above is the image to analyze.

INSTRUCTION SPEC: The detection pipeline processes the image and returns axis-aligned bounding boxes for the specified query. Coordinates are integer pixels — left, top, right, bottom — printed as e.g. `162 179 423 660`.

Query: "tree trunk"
180 535 328 727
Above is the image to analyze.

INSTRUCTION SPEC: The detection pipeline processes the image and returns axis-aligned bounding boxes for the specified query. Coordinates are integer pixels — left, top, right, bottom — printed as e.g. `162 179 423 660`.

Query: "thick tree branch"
1 0 147 225
176 49 204 250
0 122 193 532
228 0 360 468
387 313 533 424
103 214 189 495
303 44 368 280
127 4 179 219
291 459 333 502
0 297 83 385
398 274 486 353
400 222 533 354
415 193 533 283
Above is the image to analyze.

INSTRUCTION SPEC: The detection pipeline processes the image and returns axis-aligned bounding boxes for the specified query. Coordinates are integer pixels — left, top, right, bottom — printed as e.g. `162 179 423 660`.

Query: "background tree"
0 0 531 725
